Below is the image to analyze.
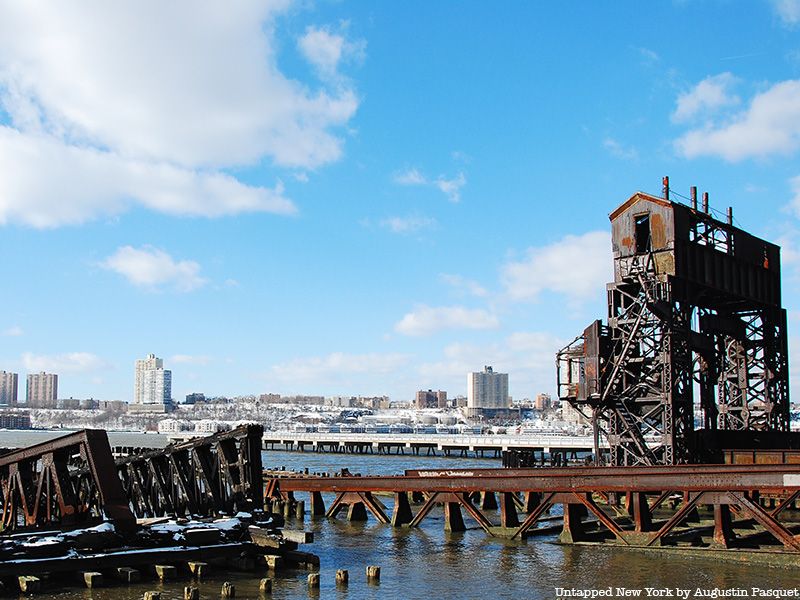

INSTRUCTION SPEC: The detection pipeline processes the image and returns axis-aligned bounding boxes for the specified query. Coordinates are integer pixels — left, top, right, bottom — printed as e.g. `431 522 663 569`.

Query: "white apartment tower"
0 371 19 406
467 366 510 410
26 372 58 408
134 353 172 405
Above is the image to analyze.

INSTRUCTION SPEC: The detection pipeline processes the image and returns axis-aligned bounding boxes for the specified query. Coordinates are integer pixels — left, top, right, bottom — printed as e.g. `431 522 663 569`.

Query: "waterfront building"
26 372 58 408
185 392 206 404
133 353 172 407
534 392 552 411
415 389 448 409
467 366 509 409
0 371 18 406
0 412 31 429
467 366 513 420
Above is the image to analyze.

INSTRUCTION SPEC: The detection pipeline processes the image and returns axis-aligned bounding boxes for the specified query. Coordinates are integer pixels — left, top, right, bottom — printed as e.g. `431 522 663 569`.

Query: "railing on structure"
264 431 599 450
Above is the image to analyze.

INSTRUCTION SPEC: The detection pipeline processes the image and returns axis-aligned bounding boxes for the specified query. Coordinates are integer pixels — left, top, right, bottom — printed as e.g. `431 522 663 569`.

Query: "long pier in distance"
259 430 598 462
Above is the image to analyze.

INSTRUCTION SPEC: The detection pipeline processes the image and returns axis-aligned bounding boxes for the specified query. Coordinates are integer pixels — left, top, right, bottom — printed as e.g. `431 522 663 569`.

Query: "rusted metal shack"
558 178 790 466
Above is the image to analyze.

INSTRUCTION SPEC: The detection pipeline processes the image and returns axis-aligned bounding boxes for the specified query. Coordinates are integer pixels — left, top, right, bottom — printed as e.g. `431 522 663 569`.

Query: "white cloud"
298 24 365 80
393 168 427 186
3 325 23 336
773 0 800 27
22 351 109 374
434 172 466 203
0 2 359 227
0 128 296 227
102 246 207 292
501 231 612 305
603 137 639 160
672 73 739 123
440 274 488 298
674 79 800 161
379 215 437 234
171 354 212 366
394 305 499 336
638 47 660 66
393 167 466 202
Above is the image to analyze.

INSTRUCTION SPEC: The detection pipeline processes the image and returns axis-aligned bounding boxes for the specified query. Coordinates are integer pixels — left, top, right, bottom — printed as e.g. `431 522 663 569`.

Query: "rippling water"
3 433 799 599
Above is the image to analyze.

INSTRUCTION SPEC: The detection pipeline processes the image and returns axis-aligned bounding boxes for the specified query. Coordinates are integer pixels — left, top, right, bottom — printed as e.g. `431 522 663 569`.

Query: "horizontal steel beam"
269 465 800 494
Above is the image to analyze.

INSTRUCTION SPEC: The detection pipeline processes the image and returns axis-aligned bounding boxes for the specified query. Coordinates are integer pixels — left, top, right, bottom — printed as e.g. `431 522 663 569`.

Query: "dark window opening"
635 214 651 253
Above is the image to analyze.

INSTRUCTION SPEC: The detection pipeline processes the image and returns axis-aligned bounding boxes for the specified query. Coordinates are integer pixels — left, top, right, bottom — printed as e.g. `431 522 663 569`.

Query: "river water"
2 431 799 599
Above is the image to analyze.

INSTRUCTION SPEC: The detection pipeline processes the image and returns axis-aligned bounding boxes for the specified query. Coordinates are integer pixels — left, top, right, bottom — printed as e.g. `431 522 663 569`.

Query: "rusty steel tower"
557 178 790 465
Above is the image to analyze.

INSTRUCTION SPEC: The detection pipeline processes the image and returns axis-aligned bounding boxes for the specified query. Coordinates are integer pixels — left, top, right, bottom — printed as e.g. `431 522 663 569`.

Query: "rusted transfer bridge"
265 464 800 558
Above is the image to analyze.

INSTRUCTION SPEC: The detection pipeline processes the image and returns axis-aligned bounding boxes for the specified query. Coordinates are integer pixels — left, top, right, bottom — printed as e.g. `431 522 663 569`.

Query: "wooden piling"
154 565 176 582
307 573 320 588
18 576 41 594
391 491 413 526
259 578 272 594
184 586 199 600
443 502 466 532
295 500 305 520
143 592 161 600
221 582 235 598
366 565 381 582
187 561 208 579
347 501 368 521
335 569 349 586
117 567 141 583
480 491 498 510
500 492 520 528
80 572 104 589
310 491 326 517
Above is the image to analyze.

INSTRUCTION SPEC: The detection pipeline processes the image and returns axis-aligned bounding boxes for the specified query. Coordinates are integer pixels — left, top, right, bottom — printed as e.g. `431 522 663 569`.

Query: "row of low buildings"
0 371 59 408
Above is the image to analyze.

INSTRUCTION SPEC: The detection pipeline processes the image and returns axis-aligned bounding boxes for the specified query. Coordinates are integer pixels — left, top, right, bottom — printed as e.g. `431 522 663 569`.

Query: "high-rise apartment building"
26 372 58 408
134 353 172 405
467 366 509 410
0 371 18 406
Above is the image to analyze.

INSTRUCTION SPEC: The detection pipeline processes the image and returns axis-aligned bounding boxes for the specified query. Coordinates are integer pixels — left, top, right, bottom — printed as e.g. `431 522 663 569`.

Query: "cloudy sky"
3 1 800 404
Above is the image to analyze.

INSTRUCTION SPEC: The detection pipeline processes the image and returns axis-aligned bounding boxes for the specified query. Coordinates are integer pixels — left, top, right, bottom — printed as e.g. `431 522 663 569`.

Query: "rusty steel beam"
0 430 135 533
115 424 264 519
266 466 800 551
268 470 800 494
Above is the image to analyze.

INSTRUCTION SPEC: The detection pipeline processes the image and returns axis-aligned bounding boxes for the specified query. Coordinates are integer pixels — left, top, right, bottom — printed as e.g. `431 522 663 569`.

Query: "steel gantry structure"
557 178 790 466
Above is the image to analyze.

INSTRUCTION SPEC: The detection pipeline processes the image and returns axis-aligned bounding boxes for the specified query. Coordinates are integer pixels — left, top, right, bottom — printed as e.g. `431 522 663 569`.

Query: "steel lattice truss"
0 425 264 533
115 424 264 519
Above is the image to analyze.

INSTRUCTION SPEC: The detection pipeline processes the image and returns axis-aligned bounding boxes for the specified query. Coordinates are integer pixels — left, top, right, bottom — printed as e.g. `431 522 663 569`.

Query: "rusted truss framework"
115 424 264 519
1 425 264 533
0 430 135 532
265 466 800 553
557 182 790 465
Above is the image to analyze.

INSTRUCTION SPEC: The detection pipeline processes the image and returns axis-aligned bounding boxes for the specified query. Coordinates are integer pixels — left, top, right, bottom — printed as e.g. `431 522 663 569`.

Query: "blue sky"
3 1 800 404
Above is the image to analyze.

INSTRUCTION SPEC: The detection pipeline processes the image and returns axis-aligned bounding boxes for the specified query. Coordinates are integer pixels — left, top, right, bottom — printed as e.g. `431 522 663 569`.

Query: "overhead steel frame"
557 181 789 466
115 424 264 519
0 430 135 532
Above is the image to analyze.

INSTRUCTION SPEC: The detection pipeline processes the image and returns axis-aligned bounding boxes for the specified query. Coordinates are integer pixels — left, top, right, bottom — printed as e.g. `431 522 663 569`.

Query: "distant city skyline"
2 3 800 405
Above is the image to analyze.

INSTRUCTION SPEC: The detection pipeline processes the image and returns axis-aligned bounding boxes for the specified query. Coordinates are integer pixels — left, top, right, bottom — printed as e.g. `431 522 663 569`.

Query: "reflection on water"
2 439 798 599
